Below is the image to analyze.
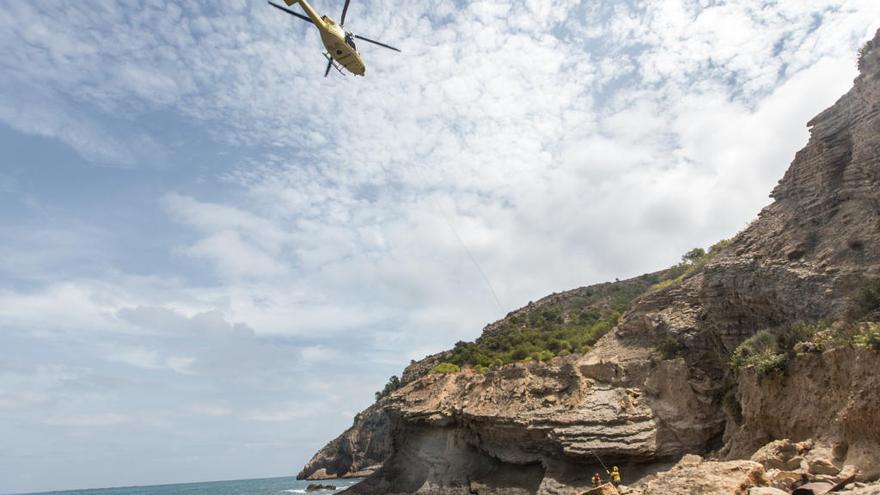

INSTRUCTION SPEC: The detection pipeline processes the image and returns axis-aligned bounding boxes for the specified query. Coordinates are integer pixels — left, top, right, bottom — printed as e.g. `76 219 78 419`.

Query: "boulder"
305 483 337 492
749 488 789 495
629 455 766 495
581 484 619 495
752 439 802 471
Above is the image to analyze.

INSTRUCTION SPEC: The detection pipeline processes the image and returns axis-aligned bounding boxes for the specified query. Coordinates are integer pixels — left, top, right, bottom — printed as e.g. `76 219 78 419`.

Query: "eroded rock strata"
300 29 880 494
297 402 392 480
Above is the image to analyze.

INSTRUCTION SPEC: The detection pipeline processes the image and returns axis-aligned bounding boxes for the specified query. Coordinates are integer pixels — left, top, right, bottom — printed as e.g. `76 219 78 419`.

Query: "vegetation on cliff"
430 362 461 374
424 247 726 372
859 39 876 70
650 239 731 290
730 330 789 377
730 279 880 378
433 276 647 370
375 375 402 401
850 279 880 321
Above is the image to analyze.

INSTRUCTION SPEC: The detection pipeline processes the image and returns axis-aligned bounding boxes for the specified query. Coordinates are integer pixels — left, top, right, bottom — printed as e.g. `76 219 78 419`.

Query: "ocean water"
16 477 365 495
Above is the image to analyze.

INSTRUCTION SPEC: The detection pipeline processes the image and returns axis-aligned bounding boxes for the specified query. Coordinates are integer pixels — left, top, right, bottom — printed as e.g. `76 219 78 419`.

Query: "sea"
13 477 365 495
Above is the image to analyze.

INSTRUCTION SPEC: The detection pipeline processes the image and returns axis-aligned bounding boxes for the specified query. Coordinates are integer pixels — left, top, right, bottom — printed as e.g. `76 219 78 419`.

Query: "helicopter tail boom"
284 0 324 28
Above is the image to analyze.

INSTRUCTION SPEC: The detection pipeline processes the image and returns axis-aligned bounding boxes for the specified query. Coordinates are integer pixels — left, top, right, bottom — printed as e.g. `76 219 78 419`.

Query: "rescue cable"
409 162 505 314
590 451 610 473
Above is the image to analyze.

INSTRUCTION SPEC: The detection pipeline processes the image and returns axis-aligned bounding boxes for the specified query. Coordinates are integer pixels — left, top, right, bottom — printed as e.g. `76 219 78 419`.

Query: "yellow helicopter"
268 0 401 77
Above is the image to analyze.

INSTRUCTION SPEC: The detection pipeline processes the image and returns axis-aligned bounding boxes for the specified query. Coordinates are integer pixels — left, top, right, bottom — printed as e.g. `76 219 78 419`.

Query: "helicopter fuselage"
288 0 366 75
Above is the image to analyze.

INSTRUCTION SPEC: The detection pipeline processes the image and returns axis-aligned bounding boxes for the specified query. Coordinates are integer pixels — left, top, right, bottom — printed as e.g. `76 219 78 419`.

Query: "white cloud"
185 230 289 279
187 403 232 417
244 402 321 423
0 283 120 333
43 413 133 428
0 364 89 410
1 1 879 492
105 347 197 374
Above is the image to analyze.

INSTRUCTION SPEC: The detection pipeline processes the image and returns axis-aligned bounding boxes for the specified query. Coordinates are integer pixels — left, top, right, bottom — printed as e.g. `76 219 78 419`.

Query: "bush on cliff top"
437 243 736 371
859 40 875 71
651 240 731 290
430 362 461 374
375 375 401 401
445 307 623 369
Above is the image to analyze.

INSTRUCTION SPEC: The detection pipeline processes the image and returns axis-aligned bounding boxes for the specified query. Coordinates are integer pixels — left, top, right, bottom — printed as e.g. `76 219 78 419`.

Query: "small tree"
375 375 401 401
858 40 874 71
682 248 707 264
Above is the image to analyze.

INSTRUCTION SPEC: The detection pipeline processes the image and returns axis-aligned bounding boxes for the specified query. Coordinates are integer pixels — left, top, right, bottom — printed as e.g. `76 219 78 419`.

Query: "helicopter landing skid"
323 52 346 76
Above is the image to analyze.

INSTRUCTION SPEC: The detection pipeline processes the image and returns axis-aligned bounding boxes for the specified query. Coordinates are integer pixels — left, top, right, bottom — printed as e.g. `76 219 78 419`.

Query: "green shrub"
431 362 461 374
859 40 874 71
652 278 680 291
853 323 880 351
777 321 823 351
548 339 572 353
651 240 731 290
659 335 684 359
730 330 787 378
445 301 628 368
473 364 490 374
374 375 401 401
531 350 555 362
682 248 707 264
709 239 732 254
721 384 742 424
448 341 495 368
435 265 679 371
849 280 880 321
813 322 876 350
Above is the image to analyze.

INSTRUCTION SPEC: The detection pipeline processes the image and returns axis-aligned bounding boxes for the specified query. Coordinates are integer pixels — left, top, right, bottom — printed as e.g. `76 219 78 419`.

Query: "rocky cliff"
299 29 880 494
297 402 392 480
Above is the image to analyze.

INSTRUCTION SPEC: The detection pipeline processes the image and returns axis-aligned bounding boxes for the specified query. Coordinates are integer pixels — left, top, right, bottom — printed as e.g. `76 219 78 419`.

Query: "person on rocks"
592 473 602 487
609 466 621 486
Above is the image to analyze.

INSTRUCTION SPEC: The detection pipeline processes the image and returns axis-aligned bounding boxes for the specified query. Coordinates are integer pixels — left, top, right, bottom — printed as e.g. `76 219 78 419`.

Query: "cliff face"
298 270 677 480
727 348 880 478
297 402 392 480
300 29 880 494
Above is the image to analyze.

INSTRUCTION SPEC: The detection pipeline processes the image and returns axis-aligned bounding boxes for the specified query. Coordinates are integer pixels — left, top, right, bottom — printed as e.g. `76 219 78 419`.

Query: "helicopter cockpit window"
345 33 357 50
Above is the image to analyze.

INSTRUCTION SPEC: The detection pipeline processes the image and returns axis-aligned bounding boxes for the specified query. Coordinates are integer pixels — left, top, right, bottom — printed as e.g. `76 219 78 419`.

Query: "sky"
0 0 878 493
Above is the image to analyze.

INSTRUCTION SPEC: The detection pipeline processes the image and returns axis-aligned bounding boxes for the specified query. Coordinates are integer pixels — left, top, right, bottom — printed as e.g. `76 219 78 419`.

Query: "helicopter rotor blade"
352 34 401 52
339 0 352 27
267 1 314 24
